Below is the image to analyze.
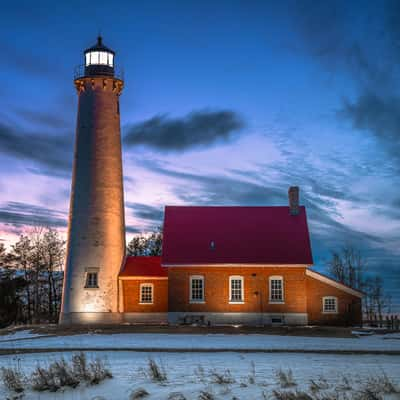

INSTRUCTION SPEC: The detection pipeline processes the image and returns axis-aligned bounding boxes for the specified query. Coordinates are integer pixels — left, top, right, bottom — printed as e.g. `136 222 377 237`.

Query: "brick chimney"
288 186 299 215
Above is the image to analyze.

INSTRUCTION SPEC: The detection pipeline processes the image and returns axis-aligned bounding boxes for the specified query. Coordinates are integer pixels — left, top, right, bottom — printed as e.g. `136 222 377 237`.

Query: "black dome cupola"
84 36 115 77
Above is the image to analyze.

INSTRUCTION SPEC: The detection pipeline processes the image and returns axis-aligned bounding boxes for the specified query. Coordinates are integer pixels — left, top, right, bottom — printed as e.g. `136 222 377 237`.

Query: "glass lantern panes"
85 51 113 67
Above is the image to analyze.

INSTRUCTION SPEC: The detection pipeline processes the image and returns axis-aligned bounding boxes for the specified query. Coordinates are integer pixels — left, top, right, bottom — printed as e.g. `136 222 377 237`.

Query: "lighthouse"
60 37 126 324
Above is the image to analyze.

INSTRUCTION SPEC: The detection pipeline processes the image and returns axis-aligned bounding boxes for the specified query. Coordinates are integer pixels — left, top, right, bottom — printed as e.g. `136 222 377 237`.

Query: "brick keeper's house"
118 187 363 326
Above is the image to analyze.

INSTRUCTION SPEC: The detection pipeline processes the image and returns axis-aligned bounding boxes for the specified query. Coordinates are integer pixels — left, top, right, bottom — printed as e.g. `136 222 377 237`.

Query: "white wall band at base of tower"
59 312 123 325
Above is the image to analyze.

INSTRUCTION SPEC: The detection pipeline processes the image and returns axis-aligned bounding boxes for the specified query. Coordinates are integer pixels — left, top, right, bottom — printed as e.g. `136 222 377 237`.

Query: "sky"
0 0 399 310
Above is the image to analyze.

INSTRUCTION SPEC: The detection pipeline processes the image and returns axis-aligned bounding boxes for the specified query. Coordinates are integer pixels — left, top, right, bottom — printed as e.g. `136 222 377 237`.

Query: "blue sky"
0 0 399 310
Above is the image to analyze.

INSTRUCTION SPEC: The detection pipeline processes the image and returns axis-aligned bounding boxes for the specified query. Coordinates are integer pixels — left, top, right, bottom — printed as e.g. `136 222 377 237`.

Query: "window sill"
190 300 205 304
139 302 154 305
322 311 338 314
229 301 245 304
269 301 285 304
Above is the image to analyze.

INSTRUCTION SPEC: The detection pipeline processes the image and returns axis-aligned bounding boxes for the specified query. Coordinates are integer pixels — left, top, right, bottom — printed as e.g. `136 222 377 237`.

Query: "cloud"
124 109 245 151
0 122 72 175
340 92 400 165
290 0 400 167
0 41 58 78
0 201 67 228
17 108 70 129
126 202 164 223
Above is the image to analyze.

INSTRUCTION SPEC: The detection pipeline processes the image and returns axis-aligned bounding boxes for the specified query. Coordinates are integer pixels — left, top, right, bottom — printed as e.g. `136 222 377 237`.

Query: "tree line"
0 226 393 328
0 228 65 328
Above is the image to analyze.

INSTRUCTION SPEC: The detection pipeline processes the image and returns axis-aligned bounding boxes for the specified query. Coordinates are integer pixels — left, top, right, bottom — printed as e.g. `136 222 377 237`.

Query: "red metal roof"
119 256 166 277
162 206 313 265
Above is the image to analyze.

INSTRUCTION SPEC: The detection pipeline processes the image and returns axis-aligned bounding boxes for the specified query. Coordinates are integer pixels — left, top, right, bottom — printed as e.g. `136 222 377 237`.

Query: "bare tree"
327 246 366 290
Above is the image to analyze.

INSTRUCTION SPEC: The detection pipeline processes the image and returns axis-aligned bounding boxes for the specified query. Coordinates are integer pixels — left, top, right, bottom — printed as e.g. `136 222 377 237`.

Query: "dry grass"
198 390 215 400
129 387 150 399
272 389 313 400
209 369 235 385
167 392 187 400
147 358 167 382
0 366 25 393
309 376 330 393
29 352 112 392
353 372 400 400
276 368 297 388
248 360 256 384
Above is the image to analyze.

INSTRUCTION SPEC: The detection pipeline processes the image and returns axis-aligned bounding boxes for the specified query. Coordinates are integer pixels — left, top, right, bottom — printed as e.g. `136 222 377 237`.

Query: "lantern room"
84 36 115 77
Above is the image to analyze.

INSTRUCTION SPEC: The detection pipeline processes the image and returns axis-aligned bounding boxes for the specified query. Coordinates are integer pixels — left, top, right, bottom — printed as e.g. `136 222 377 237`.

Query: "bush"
0 366 25 393
50 358 80 388
31 365 59 392
30 352 112 392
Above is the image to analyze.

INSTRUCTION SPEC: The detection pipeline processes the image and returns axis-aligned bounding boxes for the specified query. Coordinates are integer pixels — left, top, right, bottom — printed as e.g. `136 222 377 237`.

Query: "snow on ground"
1 331 400 352
0 350 399 399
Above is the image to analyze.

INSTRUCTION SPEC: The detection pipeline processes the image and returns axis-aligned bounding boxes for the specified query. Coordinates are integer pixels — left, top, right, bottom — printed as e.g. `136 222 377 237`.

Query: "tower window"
140 283 153 304
269 276 284 303
85 272 98 288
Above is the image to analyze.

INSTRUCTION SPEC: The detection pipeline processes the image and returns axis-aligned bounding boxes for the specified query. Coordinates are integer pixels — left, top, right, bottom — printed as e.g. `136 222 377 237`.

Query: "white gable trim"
306 269 363 298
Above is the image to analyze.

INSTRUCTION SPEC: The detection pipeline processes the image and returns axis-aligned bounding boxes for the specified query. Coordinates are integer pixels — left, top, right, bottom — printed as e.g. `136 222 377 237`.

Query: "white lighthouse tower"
60 37 126 325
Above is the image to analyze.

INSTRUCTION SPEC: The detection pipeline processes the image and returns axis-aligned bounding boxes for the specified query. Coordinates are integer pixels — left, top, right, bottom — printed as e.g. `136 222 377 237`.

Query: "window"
323 296 338 313
99 51 108 65
140 283 153 304
229 276 244 303
269 276 284 303
108 53 114 67
85 272 98 288
190 276 204 303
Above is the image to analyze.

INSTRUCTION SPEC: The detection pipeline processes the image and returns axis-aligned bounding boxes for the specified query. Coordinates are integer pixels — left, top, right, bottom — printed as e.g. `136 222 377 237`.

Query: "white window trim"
189 275 205 303
322 296 338 314
139 283 154 305
269 275 285 304
229 275 244 304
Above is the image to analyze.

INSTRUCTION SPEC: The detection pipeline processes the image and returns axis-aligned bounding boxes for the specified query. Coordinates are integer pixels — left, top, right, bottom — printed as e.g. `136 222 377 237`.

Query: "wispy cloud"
0 201 67 228
0 122 72 175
